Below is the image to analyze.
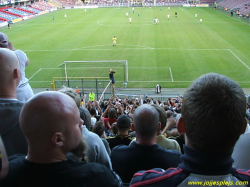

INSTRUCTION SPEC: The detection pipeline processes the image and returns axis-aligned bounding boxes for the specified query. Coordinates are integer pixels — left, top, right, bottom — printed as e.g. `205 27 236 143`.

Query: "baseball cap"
0 32 8 47
117 115 131 129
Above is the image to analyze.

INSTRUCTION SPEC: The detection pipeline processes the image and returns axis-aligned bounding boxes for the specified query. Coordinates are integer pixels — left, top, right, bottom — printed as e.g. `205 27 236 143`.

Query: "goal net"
58 60 128 83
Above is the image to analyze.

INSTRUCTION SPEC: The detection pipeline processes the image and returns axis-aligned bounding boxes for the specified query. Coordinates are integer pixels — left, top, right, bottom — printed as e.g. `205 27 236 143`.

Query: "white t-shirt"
14 50 28 86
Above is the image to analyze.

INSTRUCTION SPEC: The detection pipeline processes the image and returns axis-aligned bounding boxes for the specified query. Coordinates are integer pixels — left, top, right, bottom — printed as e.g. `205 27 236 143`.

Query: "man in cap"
106 114 134 150
0 32 34 102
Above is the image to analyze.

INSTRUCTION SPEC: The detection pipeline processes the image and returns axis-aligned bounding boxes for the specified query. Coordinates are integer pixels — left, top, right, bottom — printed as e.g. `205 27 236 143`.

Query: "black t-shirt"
107 135 134 150
0 154 122 187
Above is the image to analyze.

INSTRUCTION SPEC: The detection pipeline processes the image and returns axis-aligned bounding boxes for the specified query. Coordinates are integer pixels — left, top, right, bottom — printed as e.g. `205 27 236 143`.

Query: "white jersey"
129 18 132 22
14 50 28 85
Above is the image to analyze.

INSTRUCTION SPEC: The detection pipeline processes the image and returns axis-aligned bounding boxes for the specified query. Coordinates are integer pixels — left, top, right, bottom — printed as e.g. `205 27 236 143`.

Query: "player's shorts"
111 77 115 84
113 42 116 44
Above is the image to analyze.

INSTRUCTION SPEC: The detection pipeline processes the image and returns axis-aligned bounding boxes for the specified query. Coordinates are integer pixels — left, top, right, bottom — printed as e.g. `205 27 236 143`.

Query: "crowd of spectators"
1 38 250 185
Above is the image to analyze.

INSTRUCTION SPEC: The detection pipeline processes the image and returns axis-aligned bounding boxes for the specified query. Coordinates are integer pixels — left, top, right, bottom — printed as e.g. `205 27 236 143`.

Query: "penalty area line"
228 49 250 70
29 68 42 81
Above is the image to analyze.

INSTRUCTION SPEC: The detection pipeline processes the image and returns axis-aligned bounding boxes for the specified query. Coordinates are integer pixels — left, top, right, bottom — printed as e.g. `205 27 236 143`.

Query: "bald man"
110 104 181 183
0 92 122 187
0 48 28 157
0 32 34 102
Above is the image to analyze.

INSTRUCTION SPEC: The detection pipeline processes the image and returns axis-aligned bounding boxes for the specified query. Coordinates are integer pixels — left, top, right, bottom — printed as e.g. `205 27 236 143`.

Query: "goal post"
58 60 128 83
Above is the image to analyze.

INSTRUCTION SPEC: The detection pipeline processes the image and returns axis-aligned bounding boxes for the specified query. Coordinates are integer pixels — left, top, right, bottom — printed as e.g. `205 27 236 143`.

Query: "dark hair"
108 108 117 118
79 107 92 130
92 121 105 137
89 107 96 116
182 73 246 153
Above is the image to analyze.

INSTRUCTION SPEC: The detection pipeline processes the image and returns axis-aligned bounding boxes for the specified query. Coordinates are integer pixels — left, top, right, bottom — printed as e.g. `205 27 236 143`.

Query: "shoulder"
130 167 185 187
234 169 250 181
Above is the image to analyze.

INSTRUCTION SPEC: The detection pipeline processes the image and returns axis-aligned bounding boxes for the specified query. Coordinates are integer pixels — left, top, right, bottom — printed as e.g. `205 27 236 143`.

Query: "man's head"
0 48 20 96
79 107 92 130
93 121 105 137
116 115 131 131
151 104 167 132
20 91 83 160
108 108 117 118
0 33 8 48
58 86 81 108
179 73 246 153
133 104 160 140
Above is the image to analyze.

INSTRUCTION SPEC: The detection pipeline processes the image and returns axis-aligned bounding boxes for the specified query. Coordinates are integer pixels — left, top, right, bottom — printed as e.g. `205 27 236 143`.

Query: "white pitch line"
29 68 42 81
169 67 174 82
228 49 250 70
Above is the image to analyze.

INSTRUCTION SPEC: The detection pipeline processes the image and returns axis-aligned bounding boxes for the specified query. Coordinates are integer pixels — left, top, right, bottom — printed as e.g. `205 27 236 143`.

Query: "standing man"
89 90 95 102
65 14 67 18
0 32 34 102
112 36 117 46
129 17 132 24
0 48 28 157
109 69 116 87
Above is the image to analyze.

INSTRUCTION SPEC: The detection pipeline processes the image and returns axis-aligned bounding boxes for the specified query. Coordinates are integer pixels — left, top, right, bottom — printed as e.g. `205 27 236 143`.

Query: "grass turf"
1 6 250 89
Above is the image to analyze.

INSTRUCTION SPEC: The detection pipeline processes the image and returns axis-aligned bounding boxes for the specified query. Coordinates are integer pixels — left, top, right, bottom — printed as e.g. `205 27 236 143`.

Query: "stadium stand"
218 0 250 16
19 6 42 14
31 1 56 11
3 8 31 16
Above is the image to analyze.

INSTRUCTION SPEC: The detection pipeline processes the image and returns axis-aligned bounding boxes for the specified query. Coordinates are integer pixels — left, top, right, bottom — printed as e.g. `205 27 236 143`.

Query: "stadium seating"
3 8 32 16
218 0 250 15
19 6 42 14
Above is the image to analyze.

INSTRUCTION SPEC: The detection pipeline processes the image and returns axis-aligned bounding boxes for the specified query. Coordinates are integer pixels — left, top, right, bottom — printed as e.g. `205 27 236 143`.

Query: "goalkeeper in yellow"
112 36 117 46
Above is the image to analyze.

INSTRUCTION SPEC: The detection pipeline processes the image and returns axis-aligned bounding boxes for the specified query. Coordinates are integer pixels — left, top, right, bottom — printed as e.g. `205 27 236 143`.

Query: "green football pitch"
1 6 250 88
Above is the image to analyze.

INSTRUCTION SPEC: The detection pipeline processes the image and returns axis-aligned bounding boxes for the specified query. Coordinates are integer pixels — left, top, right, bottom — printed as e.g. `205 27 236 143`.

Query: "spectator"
90 107 97 129
79 107 112 169
0 32 34 102
101 101 118 131
0 91 122 187
106 115 134 150
152 104 181 152
89 90 95 102
0 48 28 156
131 73 250 186
111 104 181 184
58 87 112 169
232 123 250 169
92 121 111 156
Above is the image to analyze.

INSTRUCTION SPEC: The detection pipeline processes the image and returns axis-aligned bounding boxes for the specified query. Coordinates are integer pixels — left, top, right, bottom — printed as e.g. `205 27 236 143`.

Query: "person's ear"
131 123 135 131
13 68 19 79
51 132 64 147
158 122 161 130
242 118 248 134
177 116 186 134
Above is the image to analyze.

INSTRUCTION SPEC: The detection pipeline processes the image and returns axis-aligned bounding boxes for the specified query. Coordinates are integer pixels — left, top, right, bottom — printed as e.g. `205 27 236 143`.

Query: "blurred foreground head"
180 73 246 153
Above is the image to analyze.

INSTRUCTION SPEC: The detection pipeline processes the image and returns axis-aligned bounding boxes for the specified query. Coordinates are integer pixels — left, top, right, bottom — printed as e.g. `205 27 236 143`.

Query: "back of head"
108 108 117 118
117 114 131 131
89 107 96 116
79 107 91 130
92 121 105 137
0 48 20 92
0 33 8 48
20 91 82 154
133 104 159 139
182 73 246 153
58 86 81 108
151 104 167 131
